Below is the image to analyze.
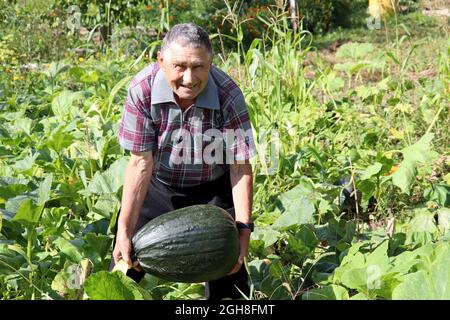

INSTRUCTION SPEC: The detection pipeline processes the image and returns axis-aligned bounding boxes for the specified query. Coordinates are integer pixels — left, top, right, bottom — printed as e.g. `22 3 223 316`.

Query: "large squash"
131 204 240 283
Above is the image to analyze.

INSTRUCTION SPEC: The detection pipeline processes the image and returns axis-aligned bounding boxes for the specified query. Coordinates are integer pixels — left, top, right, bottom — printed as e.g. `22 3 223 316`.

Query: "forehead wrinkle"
163 41 212 62
164 49 210 68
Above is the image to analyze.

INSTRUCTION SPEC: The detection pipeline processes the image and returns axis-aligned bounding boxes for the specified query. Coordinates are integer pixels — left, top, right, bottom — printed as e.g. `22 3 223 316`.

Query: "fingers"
113 247 121 264
122 252 132 267
113 238 132 267
132 260 142 271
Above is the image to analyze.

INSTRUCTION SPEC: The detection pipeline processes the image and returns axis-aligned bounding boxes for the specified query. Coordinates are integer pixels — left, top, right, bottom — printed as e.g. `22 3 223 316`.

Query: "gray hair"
161 23 212 58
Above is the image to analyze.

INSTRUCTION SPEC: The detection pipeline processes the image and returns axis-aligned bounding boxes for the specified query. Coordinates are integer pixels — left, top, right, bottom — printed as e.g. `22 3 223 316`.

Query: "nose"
182 68 193 86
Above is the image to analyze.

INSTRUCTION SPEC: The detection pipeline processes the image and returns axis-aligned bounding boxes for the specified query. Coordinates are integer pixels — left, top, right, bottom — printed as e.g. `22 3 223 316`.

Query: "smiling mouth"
180 84 198 89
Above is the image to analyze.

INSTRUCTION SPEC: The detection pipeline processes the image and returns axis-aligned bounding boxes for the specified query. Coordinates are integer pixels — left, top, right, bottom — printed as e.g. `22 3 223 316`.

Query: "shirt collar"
151 67 220 110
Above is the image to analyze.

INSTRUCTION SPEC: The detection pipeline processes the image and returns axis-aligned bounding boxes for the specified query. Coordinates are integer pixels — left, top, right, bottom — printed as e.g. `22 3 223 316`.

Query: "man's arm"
113 150 153 267
228 162 253 274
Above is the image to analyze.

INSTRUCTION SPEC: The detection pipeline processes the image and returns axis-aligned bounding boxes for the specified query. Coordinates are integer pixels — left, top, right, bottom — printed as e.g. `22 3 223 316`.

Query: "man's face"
158 42 212 102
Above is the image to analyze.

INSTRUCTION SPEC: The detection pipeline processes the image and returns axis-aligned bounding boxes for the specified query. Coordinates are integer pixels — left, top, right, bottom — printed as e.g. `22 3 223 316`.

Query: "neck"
175 96 194 111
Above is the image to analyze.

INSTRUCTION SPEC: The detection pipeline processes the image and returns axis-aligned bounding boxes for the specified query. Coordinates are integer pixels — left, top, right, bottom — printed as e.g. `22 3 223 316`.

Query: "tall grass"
208 2 449 220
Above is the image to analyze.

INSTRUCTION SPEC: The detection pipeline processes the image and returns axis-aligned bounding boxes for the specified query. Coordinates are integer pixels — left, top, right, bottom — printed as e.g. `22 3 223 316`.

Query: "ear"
157 51 163 64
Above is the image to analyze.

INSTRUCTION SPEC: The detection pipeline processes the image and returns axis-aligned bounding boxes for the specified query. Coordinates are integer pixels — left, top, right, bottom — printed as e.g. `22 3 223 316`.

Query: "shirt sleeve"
222 90 257 162
118 82 156 152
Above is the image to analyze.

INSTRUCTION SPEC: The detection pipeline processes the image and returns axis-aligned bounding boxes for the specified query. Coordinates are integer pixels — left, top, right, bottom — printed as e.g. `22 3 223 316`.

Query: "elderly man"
110 23 257 300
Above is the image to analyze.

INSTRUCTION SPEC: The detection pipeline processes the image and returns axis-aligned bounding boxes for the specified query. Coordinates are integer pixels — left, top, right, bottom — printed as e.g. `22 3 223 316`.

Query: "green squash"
131 204 240 283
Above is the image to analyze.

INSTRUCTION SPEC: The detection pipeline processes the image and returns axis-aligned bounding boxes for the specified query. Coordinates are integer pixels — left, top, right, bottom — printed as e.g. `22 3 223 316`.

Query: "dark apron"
109 171 250 300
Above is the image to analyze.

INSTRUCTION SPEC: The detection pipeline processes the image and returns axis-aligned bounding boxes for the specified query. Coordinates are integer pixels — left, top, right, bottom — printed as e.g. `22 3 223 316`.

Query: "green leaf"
392 161 416 194
334 62 368 75
339 241 397 298
271 179 316 229
268 259 284 278
14 153 38 172
81 233 113 270
339 267 367 292
437 208 450 235
296 225 319 250
93 194 120 218
84 158 128 195
375 272 403 299
392 133 436 194
349 293 368 300
334 250 365 282
54 238 83 263
51 90 84 119
273 196 315 228
51 259 93 299
80 70 99 83
408 209 437 234
336 43 374 60
84 271 152 300
45 125 75 152
392 246 450 299
366 241 390 274
37 174 53 206
424 184 450 207
259 276 291 300
251 227 281 248
361 162 383 180
302 285 349 300
321 72 344 92
42 61 69 78
0 244 26 275
12 199 44 226
0 178 29 200
14 117 33 136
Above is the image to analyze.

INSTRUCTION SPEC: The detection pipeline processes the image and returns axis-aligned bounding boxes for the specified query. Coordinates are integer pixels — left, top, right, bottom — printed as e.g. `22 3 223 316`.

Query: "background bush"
0 0 423 64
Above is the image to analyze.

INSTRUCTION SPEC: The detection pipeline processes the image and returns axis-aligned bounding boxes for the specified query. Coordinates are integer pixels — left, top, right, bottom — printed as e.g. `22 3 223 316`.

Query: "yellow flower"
13 75 19 81
78 57 85 62
389 165 399 175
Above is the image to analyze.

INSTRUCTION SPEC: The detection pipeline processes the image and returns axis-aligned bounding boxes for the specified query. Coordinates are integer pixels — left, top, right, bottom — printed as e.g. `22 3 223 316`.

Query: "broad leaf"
81 233 113 270
84 271 152 300
51 259 93 299
14 117 33 136
302 285 349 300
424 184 450 207
392 246 450 299
336 43 374 60
84 158 128 195
408 209 437 234
12 199 44 226
37 174 53 206
54 237 83 263
0 177 29 200
251 227 281 248
361 162 383 180
349 293 369 300
437 208 450 235
273 196 315 228
51 90 84 119
392 133 436 194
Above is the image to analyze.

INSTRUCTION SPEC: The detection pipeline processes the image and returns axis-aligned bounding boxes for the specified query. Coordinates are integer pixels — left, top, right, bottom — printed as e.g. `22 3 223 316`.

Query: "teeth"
181 84 197 89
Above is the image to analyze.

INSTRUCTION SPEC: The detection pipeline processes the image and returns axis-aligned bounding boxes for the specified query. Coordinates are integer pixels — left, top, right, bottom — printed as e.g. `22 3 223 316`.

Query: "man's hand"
228 162 253 275
113 233 141 271
228 228 251 275
113 150 153 272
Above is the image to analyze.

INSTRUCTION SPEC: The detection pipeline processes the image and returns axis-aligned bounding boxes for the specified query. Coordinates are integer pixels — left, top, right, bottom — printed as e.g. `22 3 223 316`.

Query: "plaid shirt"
118 62 257 188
